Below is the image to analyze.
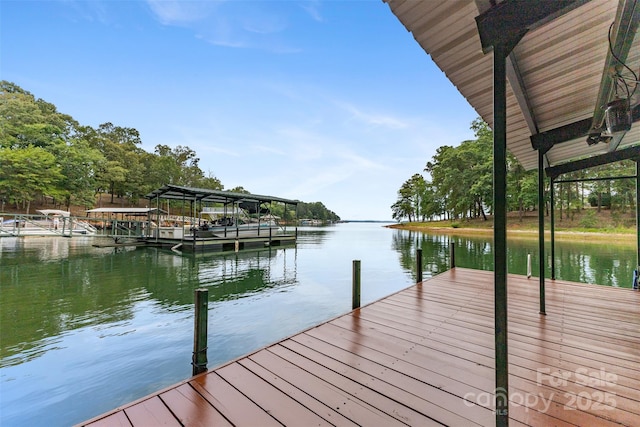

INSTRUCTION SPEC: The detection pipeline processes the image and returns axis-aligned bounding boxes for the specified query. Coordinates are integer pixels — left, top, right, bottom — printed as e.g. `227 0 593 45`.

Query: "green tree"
0 81 77 150
392 174 429 222
0 146 62 213
51 140 106 209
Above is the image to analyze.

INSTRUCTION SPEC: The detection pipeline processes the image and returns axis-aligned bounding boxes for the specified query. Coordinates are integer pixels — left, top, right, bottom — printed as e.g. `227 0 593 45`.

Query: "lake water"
0 223 636 426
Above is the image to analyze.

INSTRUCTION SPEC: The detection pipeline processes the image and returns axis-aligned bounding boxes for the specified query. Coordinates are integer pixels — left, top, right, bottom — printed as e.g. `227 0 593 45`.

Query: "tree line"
392 118 637 223
0 81 340 221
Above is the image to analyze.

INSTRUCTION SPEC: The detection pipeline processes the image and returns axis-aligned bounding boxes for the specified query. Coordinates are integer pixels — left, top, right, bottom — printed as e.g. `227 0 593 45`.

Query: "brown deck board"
216 362 332 426
86 412 131 427
159 384 232 427
79 268 640 427
124 397 180 427
192 373 282 427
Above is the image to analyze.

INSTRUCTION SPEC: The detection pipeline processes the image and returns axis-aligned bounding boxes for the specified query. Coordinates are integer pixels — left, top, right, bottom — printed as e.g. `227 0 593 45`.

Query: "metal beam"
589 0 640 136
477 0 546 165
476 0 586 54
530 118 592 153
532 105 640 151
506 55 538 135
555 175 637 184
546 145 640 179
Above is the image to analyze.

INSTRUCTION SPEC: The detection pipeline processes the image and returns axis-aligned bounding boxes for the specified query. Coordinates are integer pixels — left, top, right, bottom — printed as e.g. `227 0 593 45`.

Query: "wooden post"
352 260 361 310
192 289 208 376
416 248 423 283
449 241 456 269
527 254 532 278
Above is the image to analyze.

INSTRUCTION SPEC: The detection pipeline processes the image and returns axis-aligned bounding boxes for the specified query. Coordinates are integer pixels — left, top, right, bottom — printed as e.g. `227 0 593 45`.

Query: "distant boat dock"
1 186 300 253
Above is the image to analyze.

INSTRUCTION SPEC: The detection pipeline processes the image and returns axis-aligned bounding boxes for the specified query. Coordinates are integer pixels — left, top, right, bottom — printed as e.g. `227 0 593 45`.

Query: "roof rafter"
475 0 587 54
546 144 640 178
531 104 640 153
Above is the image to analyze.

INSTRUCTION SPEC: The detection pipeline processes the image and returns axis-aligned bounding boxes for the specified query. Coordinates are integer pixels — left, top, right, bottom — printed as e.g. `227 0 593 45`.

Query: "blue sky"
1 0 477 220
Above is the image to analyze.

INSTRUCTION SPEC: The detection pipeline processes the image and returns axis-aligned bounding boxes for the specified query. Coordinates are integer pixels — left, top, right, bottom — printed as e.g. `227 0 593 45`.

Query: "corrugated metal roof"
384 0 640 171
145 184 299 205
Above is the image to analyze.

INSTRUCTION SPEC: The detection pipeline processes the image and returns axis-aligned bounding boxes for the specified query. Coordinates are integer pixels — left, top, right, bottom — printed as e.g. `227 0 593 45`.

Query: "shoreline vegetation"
386 209 637 243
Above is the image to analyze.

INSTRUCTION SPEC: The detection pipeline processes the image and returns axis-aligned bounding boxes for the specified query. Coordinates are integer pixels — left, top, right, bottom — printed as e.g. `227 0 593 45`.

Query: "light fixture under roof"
605 98 632 134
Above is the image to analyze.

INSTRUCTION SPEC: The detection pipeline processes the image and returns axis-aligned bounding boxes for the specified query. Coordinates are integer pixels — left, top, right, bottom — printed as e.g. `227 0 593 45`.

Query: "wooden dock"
78 268 640 426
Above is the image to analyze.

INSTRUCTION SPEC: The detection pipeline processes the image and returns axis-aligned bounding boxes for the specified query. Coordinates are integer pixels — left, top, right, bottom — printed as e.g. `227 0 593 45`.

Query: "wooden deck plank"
79 268 640 427
216 362 332 426
85 412 132 427
191 373 282 427
278 337 493 426
236 356 360 427
259 344 447 426
124 397 180 427
158 384 232 427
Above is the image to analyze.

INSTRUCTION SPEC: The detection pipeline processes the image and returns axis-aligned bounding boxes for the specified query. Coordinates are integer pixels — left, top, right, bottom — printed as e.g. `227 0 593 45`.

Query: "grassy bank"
388 209 637 242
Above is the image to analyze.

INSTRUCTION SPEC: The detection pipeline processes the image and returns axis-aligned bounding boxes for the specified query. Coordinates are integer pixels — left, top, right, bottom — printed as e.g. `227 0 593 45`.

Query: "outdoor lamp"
605 98 632 134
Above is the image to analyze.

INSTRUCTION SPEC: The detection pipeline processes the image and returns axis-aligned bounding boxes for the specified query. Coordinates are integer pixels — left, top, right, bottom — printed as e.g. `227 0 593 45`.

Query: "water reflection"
390 230 636 288
0 242 297 368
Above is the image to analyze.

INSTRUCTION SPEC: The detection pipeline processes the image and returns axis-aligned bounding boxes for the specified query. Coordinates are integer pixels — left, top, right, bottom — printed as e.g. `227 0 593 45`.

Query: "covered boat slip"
384 1 640 424
144 185 299 252
78 268 640 427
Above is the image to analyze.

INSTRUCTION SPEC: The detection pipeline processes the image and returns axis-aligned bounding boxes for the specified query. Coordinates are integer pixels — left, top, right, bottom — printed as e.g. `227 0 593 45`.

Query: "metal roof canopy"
86 207 166 216
384 0 640 174
385 2 640 425
145 184 299 206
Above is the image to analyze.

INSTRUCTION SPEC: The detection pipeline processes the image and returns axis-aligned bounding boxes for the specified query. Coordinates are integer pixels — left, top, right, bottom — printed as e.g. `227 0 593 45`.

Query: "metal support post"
550 177 556 280
493 43 509 426
538 149 546 314
636 160 639 290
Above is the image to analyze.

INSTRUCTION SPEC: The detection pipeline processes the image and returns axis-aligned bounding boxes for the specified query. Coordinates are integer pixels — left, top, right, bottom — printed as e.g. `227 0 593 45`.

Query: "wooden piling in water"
449 241 455 269
416 248 423 283
192 289 208 376
352 260 361 310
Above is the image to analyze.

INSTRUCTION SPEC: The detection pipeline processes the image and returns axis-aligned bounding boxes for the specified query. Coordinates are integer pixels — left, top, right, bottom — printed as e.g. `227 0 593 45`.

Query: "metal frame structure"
385 1 640 425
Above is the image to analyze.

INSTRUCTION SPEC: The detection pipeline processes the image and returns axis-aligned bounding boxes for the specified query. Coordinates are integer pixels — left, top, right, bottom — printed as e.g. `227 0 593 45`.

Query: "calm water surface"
0 223 635 426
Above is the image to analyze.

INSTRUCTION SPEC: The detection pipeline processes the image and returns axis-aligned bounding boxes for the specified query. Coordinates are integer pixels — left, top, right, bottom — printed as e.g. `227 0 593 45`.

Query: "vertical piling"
416 248 423 283
192 289 208 376
527 254 532 278
449 241 456 269
352 260 361 310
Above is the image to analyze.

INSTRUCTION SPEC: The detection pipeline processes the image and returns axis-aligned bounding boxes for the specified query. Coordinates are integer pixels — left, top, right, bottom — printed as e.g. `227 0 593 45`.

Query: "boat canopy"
145 185 299 207
86 207 166 217
37 209 71 217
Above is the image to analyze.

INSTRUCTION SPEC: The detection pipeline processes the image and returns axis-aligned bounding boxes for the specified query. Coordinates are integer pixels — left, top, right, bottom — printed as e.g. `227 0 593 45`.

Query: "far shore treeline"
0 81 339 222
392 118 637 224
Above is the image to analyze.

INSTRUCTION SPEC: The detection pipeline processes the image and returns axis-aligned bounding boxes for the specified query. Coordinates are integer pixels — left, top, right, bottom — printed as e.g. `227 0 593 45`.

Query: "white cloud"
145 0 302 53
145 0 219 25
337 101 408 130
299 1 323 23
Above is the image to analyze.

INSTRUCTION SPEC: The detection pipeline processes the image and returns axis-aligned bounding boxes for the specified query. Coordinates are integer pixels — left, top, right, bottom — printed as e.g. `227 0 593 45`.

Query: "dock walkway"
79 268 640 426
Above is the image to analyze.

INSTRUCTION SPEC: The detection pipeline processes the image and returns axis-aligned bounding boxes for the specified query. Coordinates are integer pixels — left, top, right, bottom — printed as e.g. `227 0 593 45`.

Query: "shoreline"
386 223 637 243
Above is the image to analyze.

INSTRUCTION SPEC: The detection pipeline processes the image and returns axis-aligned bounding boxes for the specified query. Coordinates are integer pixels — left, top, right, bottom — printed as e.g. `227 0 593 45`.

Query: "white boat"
192 207 280 238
